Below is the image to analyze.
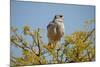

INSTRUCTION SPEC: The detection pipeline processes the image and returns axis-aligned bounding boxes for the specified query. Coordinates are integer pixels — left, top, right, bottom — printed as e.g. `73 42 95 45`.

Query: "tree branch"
83 28 95 42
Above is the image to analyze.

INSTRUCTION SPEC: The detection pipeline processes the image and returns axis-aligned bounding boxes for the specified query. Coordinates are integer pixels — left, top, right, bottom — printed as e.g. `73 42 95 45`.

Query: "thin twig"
83 28 95 42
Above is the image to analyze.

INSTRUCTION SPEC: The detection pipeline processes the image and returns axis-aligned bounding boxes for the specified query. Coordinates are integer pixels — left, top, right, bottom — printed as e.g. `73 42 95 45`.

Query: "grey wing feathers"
47 22 55 29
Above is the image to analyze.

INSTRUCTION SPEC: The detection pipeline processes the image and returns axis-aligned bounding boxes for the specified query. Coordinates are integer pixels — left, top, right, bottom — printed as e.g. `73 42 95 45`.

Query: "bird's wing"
47 22 56 29
47 22 57 34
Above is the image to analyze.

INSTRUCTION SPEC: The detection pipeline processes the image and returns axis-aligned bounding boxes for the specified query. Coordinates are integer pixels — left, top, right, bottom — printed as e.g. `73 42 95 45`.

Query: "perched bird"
47 15 64 49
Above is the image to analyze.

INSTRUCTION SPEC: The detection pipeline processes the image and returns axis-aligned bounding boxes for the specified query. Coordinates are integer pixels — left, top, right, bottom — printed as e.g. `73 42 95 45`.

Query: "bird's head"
53 15 64 23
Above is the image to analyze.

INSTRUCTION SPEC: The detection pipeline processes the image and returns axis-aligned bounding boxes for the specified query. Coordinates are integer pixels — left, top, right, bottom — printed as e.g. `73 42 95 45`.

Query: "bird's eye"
60 15 63 17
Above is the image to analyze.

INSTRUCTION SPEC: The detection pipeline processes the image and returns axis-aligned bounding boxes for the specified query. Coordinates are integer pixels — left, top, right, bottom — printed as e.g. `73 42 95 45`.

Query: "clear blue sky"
11 0 95 57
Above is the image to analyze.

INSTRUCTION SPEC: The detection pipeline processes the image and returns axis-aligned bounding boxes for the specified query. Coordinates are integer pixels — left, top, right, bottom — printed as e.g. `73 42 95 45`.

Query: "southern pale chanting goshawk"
47 15 64 49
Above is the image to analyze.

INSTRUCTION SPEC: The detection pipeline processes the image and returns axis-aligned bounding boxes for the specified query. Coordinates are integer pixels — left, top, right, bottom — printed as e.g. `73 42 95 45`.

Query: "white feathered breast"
47 15 64 42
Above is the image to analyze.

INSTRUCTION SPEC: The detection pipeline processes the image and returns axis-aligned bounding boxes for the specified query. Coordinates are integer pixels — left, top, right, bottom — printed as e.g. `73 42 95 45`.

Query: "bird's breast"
47 22 64 41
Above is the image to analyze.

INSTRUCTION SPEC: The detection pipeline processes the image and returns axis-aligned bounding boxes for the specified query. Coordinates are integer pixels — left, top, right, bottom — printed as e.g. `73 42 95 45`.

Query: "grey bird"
47 15 64 49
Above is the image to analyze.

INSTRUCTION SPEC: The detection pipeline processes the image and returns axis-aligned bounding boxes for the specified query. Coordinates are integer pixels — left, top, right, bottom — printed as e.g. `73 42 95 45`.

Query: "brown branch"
83 28 95 42
28 30 41 57
37 37 41 56
36 29 41 56
57 49 60 63
12 40 26 50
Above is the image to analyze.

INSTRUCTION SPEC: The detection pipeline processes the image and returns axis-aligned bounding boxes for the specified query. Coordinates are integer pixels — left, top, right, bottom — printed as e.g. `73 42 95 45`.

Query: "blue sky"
11 0 95 57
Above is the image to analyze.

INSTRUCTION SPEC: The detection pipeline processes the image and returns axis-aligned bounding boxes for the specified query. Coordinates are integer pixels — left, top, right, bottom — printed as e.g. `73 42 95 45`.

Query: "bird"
47 15 64 49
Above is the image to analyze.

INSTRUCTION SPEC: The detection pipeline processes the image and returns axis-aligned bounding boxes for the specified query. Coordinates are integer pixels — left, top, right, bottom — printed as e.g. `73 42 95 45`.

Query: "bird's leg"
53 42 59 63
54 41 63 63
47 41 60 63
